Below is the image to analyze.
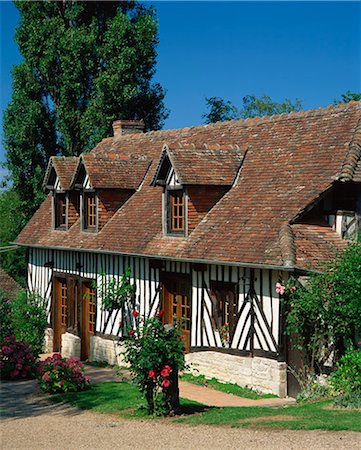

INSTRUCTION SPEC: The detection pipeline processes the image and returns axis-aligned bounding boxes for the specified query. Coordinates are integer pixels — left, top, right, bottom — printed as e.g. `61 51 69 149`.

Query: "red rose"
119 321 123 327
161 365 172 377
159 310 165 317
132 310 139 317
128 329 135 336
162 379 171 388
148 370 157 379
221 329 226 333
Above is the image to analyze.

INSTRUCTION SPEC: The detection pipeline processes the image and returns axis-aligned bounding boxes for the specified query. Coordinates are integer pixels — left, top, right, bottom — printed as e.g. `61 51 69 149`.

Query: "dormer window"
54 193 67 230
152 144 245 237
168 190 185 234
83 192 97 231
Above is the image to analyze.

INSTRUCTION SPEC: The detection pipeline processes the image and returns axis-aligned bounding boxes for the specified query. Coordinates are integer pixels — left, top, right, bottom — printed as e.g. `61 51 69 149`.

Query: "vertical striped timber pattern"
28 248 286 358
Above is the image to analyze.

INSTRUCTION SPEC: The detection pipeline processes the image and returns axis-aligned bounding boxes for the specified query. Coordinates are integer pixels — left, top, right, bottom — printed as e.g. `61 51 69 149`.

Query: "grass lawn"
50 381 361 432
180 373 276 399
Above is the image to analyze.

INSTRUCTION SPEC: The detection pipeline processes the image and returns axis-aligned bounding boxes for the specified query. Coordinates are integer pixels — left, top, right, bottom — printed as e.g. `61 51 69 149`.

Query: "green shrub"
0 335 37 379
0 290 14 343
330 349 361 395
333 391 361 409
38 354 91 393
123 310 186 416
11 290 48 355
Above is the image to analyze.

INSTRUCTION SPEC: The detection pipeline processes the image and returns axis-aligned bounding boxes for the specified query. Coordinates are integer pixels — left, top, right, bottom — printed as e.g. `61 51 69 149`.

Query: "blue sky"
1 0 360 177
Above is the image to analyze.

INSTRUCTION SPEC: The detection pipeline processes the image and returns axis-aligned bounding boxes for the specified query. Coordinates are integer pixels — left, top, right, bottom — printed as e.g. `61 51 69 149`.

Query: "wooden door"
81 282 96 360
162 275 191 352
53 277 67 352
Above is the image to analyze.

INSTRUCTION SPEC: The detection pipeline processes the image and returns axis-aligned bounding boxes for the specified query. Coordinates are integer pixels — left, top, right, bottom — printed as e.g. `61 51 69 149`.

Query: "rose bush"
0 335 37 380
37 353 91 394
123 309 186 416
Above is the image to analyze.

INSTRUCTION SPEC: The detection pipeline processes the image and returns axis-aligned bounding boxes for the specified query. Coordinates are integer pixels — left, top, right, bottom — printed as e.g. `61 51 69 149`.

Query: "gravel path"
1 378 360 450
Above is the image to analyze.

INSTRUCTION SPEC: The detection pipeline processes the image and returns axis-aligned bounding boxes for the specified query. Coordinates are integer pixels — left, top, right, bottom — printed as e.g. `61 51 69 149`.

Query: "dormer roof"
152 143 245 186
43 156 78 190
71 154 151 190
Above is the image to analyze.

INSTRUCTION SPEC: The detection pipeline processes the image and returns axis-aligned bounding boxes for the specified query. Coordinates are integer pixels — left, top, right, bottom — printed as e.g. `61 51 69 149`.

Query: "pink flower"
42 373 51 382
85 376 91 383
148 370 157 379
59 381 64 386
290 286 296 293
275 282 285 295
132 310 139 318
161 379 171 388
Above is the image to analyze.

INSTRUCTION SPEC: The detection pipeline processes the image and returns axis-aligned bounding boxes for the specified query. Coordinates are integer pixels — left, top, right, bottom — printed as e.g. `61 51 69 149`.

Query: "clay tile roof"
16 101 361 271
292 223 348 270
163 143 244 185
0 268 21 298
45 156 79 190
81 154 151 189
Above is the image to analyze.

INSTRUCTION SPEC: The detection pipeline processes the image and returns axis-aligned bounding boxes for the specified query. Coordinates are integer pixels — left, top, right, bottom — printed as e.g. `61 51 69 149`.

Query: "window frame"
82 191 98 232
166 188 187 236
210 281 238 340
54 192 68 230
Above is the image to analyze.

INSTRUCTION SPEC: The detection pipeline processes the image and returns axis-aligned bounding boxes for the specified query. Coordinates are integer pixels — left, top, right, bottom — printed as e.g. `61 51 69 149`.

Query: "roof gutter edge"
13 242 313 274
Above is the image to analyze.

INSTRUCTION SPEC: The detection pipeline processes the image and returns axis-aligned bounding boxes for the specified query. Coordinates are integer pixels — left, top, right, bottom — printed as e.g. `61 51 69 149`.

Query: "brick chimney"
112 119 145 139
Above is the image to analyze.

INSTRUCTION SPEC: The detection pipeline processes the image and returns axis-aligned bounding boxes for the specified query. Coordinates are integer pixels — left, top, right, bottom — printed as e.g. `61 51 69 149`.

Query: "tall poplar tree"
3 1 168 221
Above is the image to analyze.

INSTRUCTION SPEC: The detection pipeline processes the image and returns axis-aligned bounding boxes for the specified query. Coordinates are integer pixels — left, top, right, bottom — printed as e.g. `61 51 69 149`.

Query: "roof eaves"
14 242 315 275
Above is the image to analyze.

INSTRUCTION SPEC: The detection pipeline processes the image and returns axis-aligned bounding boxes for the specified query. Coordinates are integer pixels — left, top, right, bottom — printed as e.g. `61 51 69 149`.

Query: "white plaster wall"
185 351 287 397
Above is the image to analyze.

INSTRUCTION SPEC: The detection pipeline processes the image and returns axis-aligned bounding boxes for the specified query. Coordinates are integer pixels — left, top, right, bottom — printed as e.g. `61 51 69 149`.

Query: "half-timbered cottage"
16 103 361 396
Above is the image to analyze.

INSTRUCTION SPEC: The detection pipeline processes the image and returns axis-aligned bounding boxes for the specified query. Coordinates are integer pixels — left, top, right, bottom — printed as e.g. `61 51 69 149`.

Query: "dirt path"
1 378 360 450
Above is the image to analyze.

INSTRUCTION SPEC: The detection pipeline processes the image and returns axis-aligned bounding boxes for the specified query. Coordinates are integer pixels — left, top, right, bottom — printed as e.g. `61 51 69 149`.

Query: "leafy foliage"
0 335 37 380
38 353 91 393
123 311 186 415
0 189 26 285
330 349 361 395
94 269 135 313
0 290 14 344
335 90 361 104
203 94 302 123
283 242 361 379
10 290 48 355
333 391 361 409
3 1 167 227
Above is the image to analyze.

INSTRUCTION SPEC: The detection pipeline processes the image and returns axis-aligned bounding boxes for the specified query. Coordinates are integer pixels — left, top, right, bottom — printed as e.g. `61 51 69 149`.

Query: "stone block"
185 351 287 397
90 336 126 366
43 327 54 353
61 332 81 359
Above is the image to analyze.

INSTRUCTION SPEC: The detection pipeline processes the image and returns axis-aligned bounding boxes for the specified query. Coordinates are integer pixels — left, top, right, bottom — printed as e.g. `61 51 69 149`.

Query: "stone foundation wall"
90 336 127 366
43 327 54 353
61 332 81 359
185 351 287 397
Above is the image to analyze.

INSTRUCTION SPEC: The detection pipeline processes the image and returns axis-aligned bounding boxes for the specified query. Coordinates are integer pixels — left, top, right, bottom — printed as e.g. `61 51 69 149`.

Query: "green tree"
202 97 239 124
335 90 361 104
3 1 167 221
0 189 26 285
203 94 303 123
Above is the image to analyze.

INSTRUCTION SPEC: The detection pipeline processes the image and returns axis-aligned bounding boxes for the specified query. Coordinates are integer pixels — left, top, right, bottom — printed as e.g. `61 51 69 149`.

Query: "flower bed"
38 353 91 393
0 335 37 380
